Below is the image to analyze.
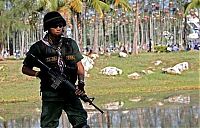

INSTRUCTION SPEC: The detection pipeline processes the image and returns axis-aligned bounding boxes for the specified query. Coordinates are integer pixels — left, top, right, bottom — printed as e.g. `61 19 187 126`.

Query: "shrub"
154 45 167 52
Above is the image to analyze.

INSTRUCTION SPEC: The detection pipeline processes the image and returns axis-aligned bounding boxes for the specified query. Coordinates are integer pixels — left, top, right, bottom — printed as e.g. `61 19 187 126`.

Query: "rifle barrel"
88 101 104 114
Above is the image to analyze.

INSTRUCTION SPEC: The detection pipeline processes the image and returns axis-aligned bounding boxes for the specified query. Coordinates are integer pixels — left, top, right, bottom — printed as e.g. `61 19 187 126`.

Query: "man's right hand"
35 71 43 79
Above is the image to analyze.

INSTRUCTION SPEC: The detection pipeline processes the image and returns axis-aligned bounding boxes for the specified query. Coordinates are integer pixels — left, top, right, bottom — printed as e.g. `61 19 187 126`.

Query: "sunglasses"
50 23 64 28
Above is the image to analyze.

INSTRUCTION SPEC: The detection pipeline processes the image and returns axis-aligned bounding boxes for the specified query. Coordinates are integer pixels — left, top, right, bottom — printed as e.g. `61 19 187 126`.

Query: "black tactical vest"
33 37 78 91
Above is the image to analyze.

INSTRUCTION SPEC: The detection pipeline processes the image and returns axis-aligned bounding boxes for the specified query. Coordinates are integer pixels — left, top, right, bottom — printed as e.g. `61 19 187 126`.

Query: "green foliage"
37 0 60 11
0 0 38 46
114 0 132 12
90 0 110 17
184 0 200 14
154 45 168 52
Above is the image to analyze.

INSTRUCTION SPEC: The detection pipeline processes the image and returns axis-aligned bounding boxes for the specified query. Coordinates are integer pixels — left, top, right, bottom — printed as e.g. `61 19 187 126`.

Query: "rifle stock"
30 54 104 114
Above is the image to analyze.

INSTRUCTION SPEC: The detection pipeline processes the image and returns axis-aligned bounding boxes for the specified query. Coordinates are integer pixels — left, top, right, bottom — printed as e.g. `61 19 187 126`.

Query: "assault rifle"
30 54 104 114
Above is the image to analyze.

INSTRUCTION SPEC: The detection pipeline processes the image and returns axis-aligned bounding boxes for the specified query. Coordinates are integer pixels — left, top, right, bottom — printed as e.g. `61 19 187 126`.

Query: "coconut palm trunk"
132 0 139 55
92 12 99 54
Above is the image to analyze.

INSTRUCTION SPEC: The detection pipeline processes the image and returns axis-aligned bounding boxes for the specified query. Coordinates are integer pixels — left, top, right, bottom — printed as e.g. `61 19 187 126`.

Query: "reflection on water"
0 106 199 128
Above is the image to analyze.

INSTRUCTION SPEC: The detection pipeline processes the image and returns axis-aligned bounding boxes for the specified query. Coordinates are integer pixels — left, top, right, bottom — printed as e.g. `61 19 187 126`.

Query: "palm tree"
183 0 200 49
86 0 109 54
184 0 200 15
132 0 139 55
0 0 7 58
0 0 37 59
37 0 110 53
88 0 131 54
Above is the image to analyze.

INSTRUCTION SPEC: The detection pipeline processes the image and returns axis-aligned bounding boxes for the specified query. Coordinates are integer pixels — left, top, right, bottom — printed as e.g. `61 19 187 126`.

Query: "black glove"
78 80 85 92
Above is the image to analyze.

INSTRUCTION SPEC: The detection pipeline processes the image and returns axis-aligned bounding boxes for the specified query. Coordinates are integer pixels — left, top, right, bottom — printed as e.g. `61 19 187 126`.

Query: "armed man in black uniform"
22 11 90 128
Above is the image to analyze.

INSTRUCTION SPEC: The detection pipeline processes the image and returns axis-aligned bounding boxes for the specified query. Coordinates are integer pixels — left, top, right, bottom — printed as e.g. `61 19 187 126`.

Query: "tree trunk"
92 12 99 54
132 0 139 55
183 15 187 49
72 14 80 49
20 30 25 58
82 2 87 53
140 21 144 52
7 28 10 53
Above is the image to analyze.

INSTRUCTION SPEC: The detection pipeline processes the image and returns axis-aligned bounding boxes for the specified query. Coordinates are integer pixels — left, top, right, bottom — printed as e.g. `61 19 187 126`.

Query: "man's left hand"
75 81 85 96
75 88 85 96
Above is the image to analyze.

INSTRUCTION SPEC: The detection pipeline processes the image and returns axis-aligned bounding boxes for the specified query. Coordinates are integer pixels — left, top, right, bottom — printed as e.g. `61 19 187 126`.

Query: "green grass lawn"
0 51 199 120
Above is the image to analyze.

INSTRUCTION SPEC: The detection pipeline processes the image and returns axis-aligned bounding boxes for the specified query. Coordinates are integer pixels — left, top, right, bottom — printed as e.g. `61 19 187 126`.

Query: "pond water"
0 106 199 128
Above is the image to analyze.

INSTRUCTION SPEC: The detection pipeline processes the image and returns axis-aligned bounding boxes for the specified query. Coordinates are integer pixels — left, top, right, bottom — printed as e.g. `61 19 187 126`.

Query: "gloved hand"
75 81 85 96
78 80 85 92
